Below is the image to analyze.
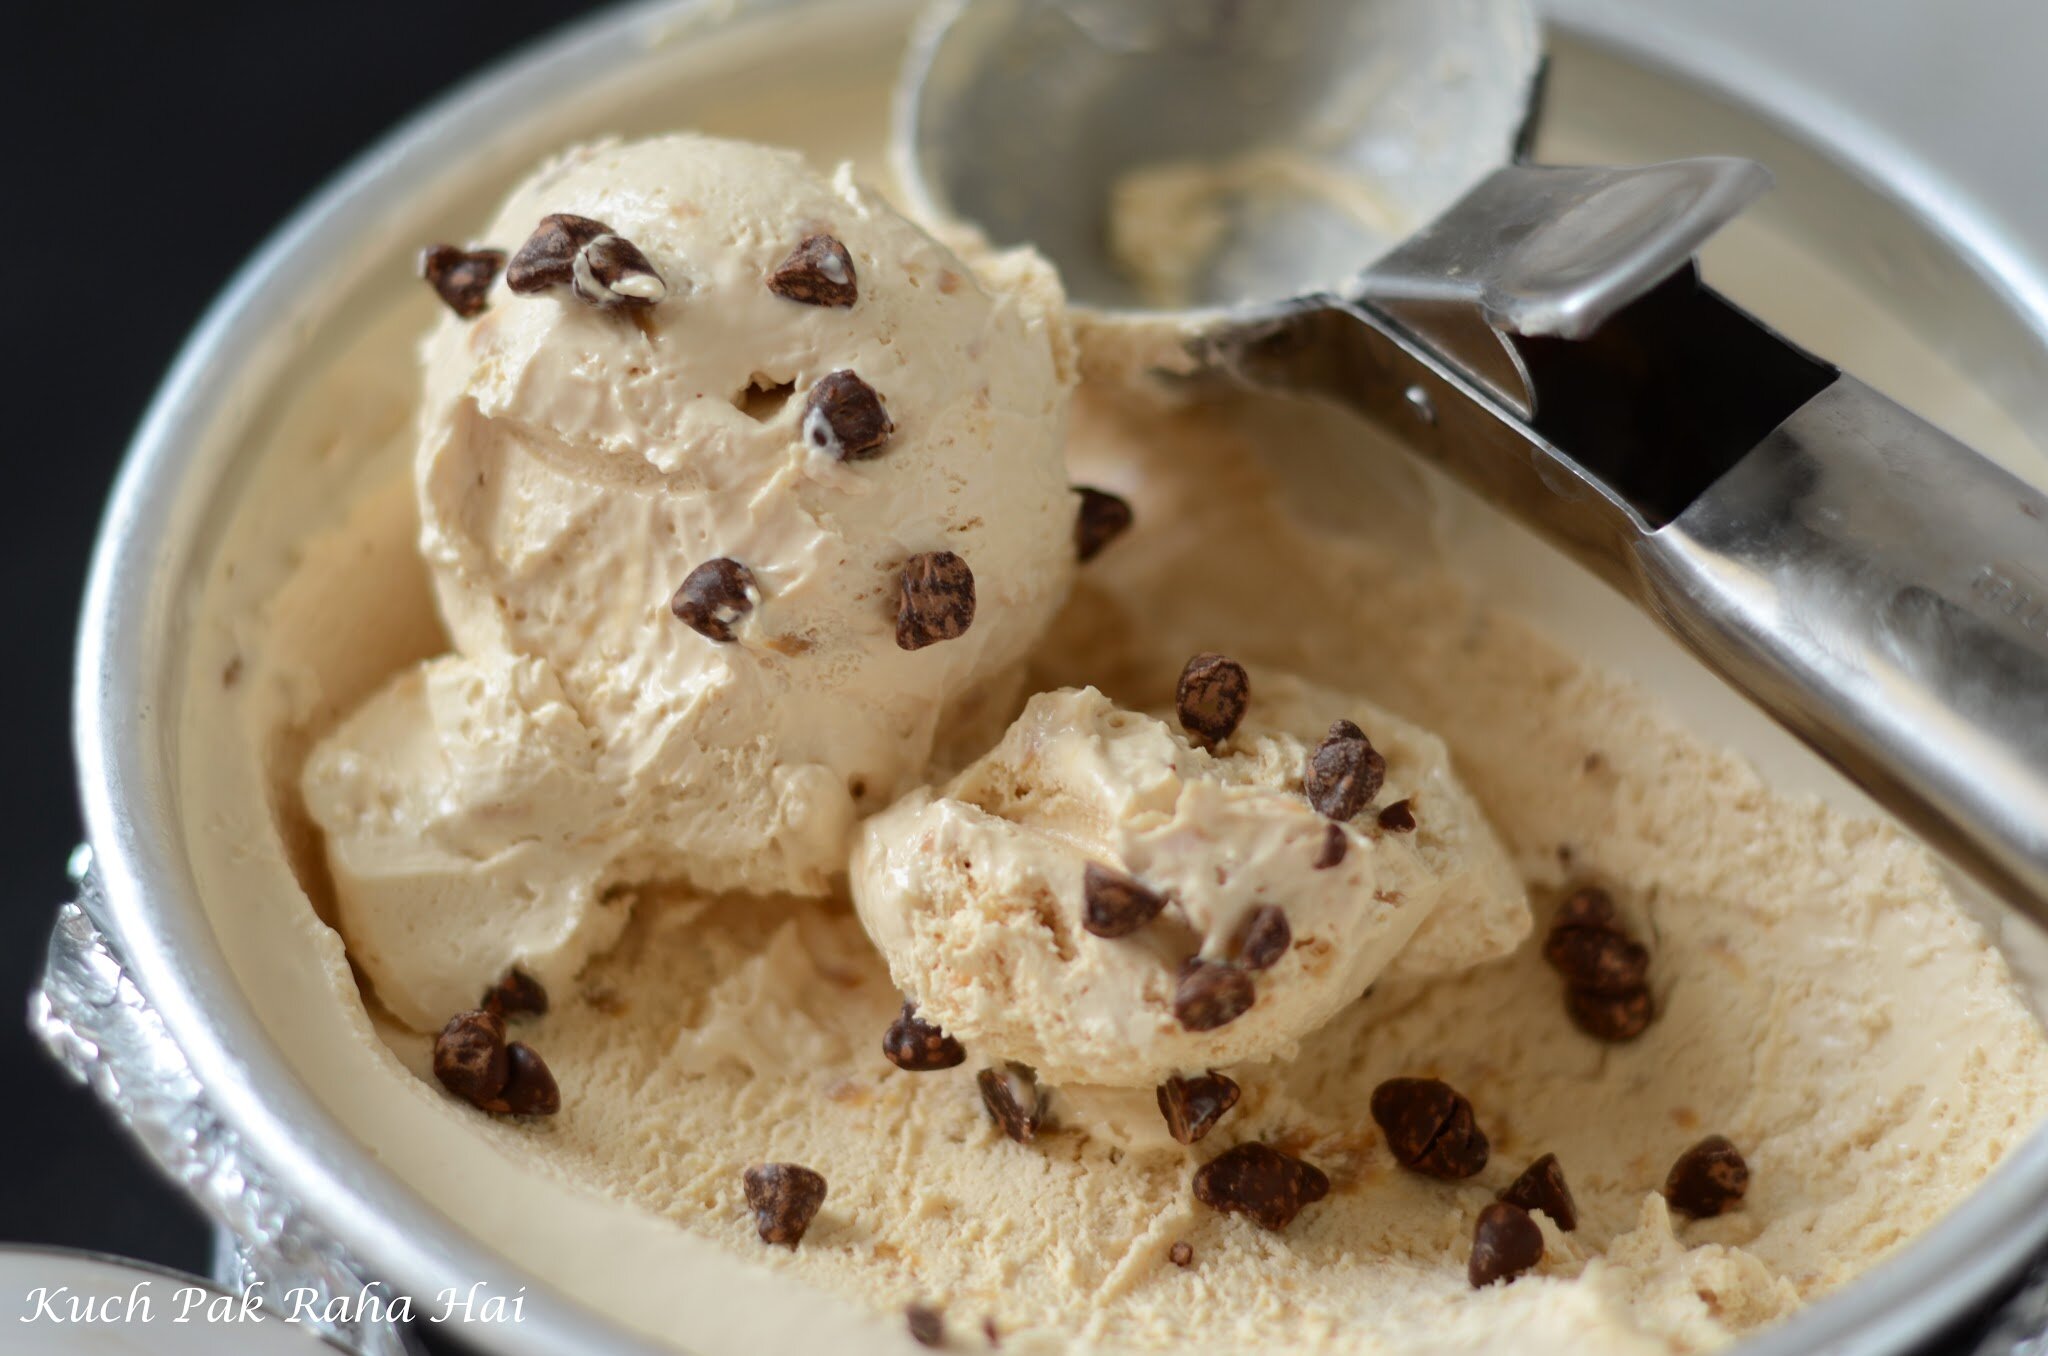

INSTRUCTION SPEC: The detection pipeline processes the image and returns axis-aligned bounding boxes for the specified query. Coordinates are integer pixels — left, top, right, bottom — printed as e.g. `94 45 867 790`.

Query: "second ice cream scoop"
851 674 1527 1087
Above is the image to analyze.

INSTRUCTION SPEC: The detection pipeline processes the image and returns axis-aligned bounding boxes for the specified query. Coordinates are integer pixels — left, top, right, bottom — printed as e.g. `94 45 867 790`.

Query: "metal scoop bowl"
899 0 2048 923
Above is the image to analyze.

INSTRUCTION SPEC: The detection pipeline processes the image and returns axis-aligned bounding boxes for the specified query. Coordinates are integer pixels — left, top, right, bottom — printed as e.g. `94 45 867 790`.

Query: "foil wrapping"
29 847 414 1356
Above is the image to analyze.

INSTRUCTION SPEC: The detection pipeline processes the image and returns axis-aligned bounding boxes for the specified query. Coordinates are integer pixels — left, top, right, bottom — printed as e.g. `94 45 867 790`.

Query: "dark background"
0 2 2030 1350
3 0 604 1279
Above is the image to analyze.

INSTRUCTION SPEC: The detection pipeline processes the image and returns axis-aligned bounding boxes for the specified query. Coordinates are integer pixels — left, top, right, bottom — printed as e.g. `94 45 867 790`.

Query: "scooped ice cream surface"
302 134 1078 1030
851 673 1528 1087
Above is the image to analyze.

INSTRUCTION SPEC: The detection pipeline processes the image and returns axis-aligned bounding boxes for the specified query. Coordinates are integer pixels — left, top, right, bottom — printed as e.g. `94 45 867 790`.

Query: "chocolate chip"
1665 1135 1748 1218
1377 798 1417 833
978 1063 1044 1144
1312 823 1347 870
883 1002 966 1071
419 245 505 318
1468 1201 1544 1287
506 213 609 292
574 232 667 309
493 1042 561 1116
1168 1241 1194 1267
1082 863 1167 938
1546 886 1656 1040
1232 906 1291 972
480 968 549 1020
982 1316 1000 1347
1304 720 1386 821
1370 1077 1490 1179
767 233 858 307
1073 487 1133 563
1547 929 1649 996
1192 1142 1330 1231
742 1163 828 1246
1173 958 1255 1032
1566 984 1654 1042
897 551 976 650
671 558 759 643
1551 885 1619 934
1175 653 1249 748
1500 1153 1577 1231
803 369 894 460
1157 1070 1241 1144
906 1304 945 1348
434 1010 508 1105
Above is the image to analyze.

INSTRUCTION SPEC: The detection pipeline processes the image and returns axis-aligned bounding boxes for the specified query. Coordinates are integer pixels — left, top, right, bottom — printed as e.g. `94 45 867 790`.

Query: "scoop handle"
1201 281 2048 921
1208 155 2048 919
1642 375 2048 912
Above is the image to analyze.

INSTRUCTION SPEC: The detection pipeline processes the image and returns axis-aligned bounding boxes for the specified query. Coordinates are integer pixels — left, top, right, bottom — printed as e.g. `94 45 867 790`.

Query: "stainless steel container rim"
67 1 2048 1352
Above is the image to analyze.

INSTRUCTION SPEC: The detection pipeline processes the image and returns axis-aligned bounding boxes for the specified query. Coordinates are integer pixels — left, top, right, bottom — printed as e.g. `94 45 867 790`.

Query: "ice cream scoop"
304 134 1079 1030
900 0 2048 926
850 674 1526 1087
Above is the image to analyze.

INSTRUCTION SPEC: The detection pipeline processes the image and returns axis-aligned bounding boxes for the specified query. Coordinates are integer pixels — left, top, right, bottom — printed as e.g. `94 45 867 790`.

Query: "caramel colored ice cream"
852 676 1527 1087
177 49 2048 1356
301 134 1077 1029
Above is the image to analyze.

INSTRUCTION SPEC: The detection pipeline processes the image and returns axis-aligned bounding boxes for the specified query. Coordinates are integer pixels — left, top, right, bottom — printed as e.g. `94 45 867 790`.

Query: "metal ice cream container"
43 1 2048 1353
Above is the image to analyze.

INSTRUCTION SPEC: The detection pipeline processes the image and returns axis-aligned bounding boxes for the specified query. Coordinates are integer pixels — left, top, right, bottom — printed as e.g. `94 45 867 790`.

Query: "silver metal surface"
1361 158 1771 413
1216 282 2048 937
910 0 2048 925
1648 379 2048 916
47 0 2048 1354
30 851 407 1356
898 0 1542 312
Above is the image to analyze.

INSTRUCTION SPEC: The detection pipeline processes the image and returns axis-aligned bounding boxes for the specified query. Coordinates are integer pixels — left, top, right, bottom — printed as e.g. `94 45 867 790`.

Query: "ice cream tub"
38 0 2048 1353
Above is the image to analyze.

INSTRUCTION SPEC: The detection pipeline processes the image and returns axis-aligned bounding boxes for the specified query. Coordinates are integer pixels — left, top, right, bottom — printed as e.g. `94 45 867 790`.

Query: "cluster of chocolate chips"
431 970 560 1117
742 1162 828 1247
421 213 672 319
877 1002 1058 1154
423 216 1134 668
1543 886 1655 1042
1170 900 1293 1031
507 213 667 309
1366 1076 1544 1287
1466 1154 1578 1288
879 1002 1059 1153
1465 1138 1747 1286
1069 654 1283 1037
